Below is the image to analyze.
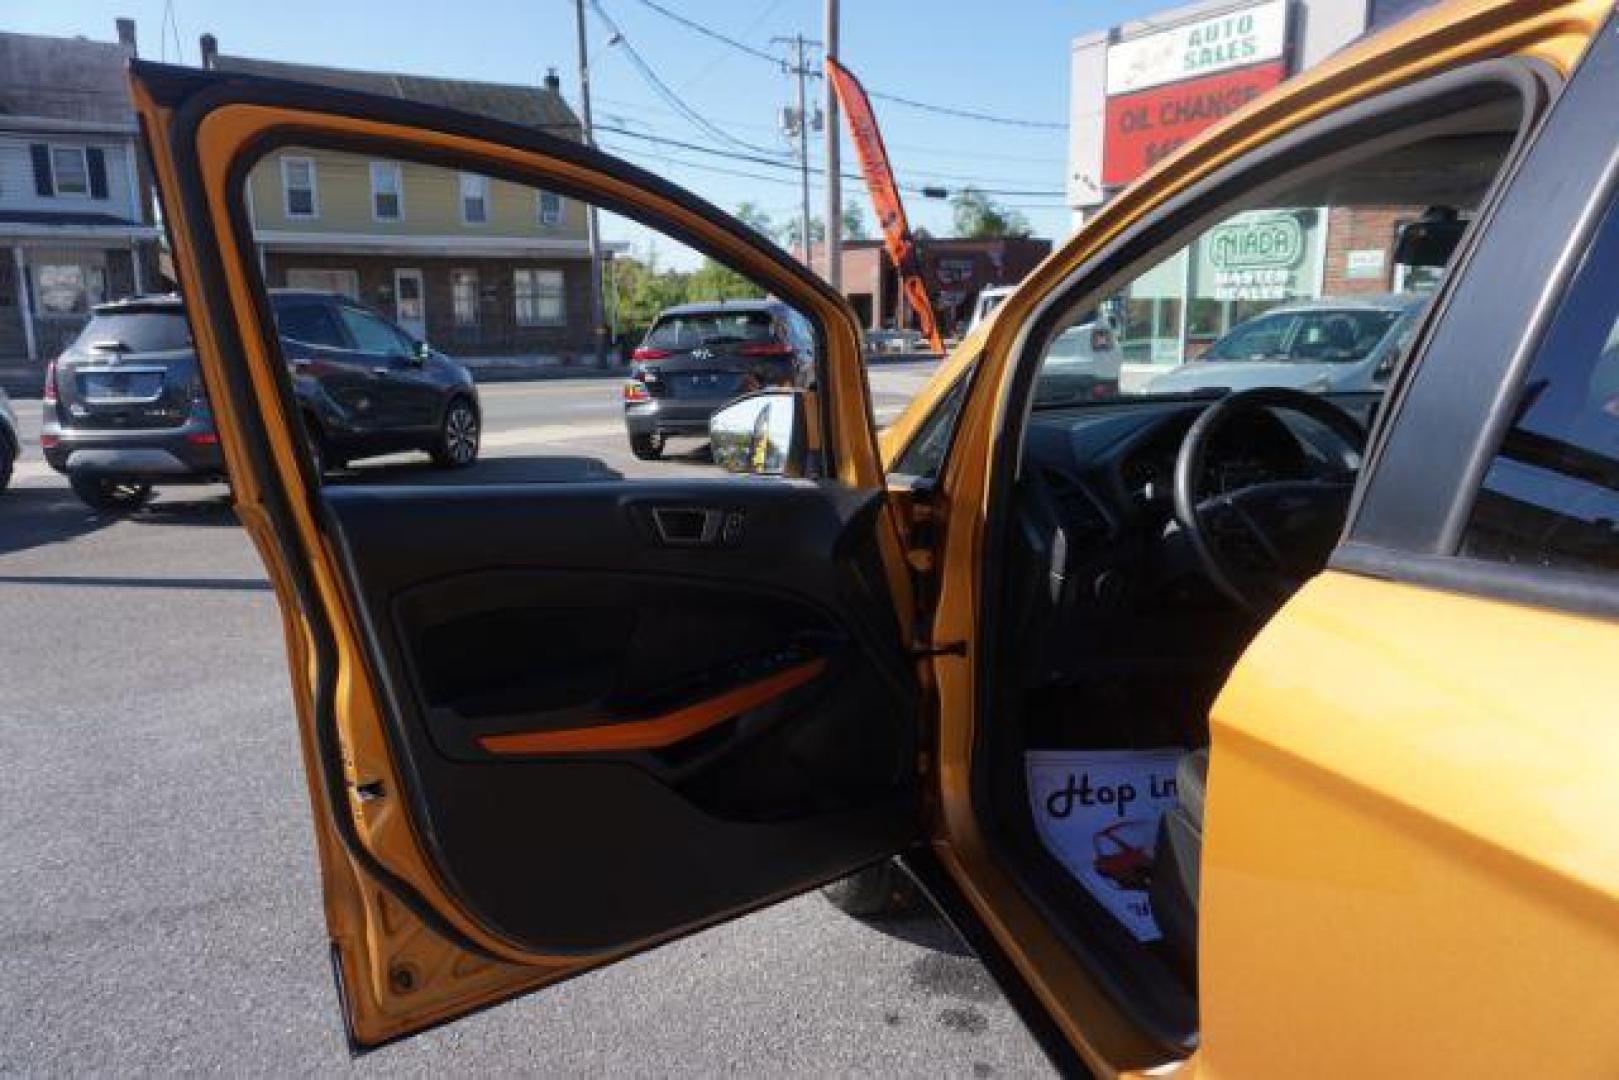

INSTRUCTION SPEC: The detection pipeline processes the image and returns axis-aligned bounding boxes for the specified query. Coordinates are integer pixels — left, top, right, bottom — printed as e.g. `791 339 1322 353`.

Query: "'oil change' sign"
1106 0 1290 96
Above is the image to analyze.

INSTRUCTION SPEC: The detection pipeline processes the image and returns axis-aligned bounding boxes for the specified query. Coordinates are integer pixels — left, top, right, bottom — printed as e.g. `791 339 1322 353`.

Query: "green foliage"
950 187 1032 239
608 247 765 343
842 200 869 240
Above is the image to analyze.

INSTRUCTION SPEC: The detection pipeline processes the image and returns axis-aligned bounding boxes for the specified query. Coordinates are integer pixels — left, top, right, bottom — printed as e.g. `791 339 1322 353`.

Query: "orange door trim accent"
477 657 829 755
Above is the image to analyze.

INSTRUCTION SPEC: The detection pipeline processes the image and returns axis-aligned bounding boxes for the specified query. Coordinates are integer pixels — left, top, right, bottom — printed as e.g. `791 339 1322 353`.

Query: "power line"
623 0 1066 130
594 122 1066 199
628 0 783 68
585 0 788 159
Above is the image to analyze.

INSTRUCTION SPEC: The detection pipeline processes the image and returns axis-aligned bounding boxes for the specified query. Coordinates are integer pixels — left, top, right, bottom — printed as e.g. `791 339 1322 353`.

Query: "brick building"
827 236 1052 339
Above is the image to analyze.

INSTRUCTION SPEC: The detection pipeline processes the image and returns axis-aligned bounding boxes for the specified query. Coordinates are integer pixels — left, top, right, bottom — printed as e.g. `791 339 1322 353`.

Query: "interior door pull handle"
650 507 731 546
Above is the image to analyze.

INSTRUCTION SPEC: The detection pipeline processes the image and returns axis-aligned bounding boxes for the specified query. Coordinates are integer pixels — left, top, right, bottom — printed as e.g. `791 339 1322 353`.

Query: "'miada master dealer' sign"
1102 0 1292 187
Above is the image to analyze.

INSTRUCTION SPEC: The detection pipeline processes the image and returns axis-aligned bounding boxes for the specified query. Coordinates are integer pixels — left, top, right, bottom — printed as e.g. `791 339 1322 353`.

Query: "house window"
51 147 90 197
514 268 564 327
32 260 107 315
452 269 480 328
370 162 403 221
284 267 359 300
539 191 563 226
461 173 489 224
282 157 317 218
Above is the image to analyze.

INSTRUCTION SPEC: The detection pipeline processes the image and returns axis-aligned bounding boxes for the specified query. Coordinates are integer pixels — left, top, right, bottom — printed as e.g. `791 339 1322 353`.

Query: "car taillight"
738 342 793 357
43 361 58 403
185 430 219 446
1090 327 1115 352
633 347 671 361
623 379 652 403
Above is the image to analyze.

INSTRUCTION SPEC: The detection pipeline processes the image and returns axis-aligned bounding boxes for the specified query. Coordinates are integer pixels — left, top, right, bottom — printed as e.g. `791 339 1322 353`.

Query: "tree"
735 201 775 241
841 200 869 241
951 187 1032 239
687 258 765 303
779 215 825 251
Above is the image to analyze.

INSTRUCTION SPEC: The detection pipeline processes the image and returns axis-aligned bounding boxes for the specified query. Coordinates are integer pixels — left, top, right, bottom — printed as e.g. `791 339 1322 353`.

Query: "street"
0 364 1055 1077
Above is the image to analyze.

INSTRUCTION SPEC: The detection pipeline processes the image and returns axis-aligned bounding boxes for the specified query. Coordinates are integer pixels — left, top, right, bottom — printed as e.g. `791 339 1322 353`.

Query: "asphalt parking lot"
0 363 1056 1076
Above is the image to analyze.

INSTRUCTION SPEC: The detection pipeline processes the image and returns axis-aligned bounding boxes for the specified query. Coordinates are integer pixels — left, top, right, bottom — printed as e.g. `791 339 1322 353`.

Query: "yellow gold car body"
134 0 1617 1068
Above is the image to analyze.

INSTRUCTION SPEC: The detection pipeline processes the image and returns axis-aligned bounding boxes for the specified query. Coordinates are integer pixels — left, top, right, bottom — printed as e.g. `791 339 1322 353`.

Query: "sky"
11 0 1168 264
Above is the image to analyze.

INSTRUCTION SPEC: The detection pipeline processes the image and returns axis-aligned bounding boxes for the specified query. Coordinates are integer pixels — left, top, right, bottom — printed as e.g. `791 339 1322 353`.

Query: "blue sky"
15 0 1165 257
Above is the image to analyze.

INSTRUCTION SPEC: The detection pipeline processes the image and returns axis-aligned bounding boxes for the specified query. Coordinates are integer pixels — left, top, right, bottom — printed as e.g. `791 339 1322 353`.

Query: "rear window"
74 311 190 353
644 311 775 351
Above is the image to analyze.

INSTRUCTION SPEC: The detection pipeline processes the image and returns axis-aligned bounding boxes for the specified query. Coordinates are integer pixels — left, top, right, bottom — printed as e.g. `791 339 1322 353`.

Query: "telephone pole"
574 0 608 366
823 0 841 288
774 34 822 272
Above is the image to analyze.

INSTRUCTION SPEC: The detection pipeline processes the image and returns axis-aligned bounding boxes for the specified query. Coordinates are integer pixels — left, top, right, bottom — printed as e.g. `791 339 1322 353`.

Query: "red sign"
1103 60 1285 187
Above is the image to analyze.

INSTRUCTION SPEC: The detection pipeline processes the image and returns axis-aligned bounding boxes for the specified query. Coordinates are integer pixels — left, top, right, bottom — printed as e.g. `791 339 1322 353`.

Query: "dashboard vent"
1039 468 1113 548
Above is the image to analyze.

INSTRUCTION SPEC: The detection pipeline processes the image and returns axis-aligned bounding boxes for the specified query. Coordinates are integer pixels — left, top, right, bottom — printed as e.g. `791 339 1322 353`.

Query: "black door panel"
320 480 917 953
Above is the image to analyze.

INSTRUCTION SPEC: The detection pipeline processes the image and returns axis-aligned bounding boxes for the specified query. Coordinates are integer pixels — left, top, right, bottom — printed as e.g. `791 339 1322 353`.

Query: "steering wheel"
1173 387 1366 614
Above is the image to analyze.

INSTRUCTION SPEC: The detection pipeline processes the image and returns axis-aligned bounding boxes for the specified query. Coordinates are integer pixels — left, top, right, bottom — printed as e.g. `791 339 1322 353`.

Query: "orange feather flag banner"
825 57 944 355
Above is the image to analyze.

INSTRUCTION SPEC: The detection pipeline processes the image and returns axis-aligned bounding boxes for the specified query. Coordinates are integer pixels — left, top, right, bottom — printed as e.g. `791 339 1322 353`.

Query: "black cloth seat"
1151 748 1207 982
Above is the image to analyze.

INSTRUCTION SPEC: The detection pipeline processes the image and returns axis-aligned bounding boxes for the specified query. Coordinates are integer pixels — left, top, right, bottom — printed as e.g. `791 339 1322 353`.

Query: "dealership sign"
1195 209 1321 301
1106 0 1290 95
1102 61 1285 186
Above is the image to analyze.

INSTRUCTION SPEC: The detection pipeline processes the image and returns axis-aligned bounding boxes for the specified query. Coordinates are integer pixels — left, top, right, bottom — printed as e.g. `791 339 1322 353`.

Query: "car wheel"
822 860 926 919
69 474 153 513
431 397 480 468
629 431 665 461
0 437 13 493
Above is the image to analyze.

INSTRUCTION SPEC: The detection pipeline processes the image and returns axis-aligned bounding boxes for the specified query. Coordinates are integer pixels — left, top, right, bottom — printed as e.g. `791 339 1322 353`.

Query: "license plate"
673 373 741 396
80 371 164 401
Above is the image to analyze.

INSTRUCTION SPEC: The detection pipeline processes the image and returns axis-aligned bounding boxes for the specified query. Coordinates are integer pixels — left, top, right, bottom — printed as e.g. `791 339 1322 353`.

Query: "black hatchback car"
622 299 814 460
43 290 481 510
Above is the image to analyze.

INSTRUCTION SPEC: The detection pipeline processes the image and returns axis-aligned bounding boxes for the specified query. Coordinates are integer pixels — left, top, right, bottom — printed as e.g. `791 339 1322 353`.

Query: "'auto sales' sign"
1106 0 1290 95
1101 0 1291 188
1102 61 1285 186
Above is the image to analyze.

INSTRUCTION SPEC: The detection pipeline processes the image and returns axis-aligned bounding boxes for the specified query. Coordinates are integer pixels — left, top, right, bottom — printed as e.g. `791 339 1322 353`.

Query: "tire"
0 436 14 493
431 397 480 468
822 860 925 919
69 474 153 513
629 431 665 461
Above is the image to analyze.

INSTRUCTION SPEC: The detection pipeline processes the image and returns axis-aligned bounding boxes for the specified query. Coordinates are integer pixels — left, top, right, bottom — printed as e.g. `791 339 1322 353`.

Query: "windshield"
1024 96 1521 406
73 311 191 353
1199 308 1401 363
645 311 774 351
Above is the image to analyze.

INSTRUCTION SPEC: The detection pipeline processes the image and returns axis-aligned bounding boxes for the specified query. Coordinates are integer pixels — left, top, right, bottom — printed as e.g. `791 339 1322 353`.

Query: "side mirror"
412 339 431 364
710 390 804 476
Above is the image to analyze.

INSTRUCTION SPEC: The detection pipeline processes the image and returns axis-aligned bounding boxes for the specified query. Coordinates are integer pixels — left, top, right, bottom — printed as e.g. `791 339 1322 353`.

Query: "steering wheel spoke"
1173 389 1366 614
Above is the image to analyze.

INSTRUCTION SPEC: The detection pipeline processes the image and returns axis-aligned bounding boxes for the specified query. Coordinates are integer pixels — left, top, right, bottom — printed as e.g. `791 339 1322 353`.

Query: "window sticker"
1025 748 1187 941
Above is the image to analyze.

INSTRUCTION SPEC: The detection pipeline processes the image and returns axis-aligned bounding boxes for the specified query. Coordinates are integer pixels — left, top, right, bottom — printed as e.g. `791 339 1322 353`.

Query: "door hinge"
909 640 967 659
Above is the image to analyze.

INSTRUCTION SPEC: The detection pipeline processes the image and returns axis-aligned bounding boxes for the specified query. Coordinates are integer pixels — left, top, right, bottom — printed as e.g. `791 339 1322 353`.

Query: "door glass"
241 149 822 483
337 306 410 355
1462 197 1619 573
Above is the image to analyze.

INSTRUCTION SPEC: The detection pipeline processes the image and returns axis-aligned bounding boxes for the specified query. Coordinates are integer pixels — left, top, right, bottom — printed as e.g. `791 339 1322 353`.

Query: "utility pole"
574 0 608 367
823 0 841 289
774 34 822 272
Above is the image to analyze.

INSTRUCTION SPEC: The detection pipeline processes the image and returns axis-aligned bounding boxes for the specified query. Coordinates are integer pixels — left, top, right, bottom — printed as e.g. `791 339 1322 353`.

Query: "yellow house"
204 40 601 358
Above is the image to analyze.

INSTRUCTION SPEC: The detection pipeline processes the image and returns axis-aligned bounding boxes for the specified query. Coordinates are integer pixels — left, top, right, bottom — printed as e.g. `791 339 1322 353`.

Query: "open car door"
130 61 922 1049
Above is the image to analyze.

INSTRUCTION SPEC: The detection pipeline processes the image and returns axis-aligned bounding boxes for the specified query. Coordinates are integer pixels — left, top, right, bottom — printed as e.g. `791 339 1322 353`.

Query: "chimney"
543 67 561 94
199 33 218 69
115 18 137 55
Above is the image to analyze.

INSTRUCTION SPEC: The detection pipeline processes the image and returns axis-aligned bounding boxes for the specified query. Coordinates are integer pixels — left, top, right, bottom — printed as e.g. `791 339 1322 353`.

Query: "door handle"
648 507 745 547
371 366 390 375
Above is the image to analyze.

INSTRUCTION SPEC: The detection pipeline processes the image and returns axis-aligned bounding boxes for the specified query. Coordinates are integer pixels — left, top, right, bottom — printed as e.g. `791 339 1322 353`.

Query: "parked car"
967 284 1015 332
1146 294 1428 395
0 386 17 493
42 290 480 510
622 299 814 460
130 1 1619 1071
1030 313 1124 402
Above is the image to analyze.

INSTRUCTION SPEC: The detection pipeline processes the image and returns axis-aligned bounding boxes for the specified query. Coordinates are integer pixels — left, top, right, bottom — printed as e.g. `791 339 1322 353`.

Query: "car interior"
963 74 1537 1049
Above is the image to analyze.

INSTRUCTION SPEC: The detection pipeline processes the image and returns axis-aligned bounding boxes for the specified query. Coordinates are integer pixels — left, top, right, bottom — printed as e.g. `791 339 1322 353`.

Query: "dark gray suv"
43 290 481 510
622 299 815 460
